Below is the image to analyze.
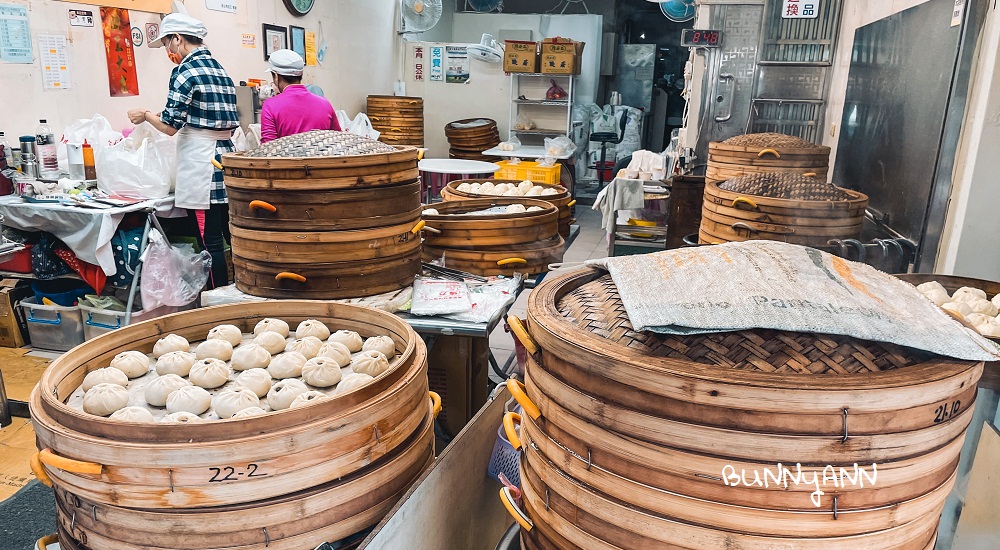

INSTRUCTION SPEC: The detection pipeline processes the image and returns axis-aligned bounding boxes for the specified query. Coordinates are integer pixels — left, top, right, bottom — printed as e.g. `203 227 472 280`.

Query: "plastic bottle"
35 119 60 179
82 140 97 181
0 132 13 194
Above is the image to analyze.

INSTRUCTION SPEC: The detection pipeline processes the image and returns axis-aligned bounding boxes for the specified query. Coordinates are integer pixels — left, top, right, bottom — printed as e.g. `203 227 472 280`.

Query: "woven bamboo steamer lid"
520 268 982 433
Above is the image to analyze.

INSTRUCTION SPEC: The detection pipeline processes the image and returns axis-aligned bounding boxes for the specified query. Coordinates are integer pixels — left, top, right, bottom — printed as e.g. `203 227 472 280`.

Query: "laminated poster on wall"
100 7 139 97
429 46 443 81
38 34 72 90
0 3 32 64
445 45 469 84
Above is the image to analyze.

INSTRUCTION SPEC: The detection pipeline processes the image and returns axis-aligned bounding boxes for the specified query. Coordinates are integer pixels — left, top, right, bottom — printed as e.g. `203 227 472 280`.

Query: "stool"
590 113 628 191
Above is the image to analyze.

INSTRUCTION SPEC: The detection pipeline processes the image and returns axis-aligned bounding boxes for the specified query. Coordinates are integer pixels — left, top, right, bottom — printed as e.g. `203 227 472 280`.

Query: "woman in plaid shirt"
128 13 238 288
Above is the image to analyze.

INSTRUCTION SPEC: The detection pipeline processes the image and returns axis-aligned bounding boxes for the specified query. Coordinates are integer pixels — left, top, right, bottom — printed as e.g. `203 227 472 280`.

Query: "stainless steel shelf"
512 129 565 135
514 99 570 106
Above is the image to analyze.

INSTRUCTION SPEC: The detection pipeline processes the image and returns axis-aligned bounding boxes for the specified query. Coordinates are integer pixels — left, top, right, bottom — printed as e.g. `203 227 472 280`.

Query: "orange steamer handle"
500 486 534 532
249 200 277 213
503 412 524 451
37 448 103 476
275 272 307 283
429 391 442 419
506 379 541 421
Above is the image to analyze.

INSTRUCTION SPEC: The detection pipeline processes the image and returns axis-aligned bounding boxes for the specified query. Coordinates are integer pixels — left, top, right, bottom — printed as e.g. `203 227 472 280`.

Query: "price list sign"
0 3 32 63
781 0 819 19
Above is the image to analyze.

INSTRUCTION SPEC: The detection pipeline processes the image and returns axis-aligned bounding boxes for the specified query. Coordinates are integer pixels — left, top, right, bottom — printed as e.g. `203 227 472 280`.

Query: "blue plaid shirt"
161 47 238 204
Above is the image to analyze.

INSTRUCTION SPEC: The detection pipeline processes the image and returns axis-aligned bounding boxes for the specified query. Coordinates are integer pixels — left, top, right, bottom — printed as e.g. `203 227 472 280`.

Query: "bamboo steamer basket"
227 180 421 231
701 180 868 245
423 235 565 277
496 267 981 547
222 146 419 190
367 96 424 147
231 217 422 299
441 180 575 238
29 301 435 512
233 249 420 300
707 133 831 185
51 419 433 549
420 198 558 247
522 268 981 438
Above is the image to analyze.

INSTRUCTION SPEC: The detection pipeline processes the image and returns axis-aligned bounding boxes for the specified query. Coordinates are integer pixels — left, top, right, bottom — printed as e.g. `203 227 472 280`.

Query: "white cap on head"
268 49 305 77
148 13 208 48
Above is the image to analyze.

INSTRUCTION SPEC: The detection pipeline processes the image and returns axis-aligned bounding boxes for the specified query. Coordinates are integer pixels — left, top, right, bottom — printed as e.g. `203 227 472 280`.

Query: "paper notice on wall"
38 34 71 90
951 0 965 27
305 31 317 65
430 45 443 81
206 0 238 13
0 4 32 64
241 33 255 48
101 7 139 97
413 44 425 81
445 45 469 84
69 9 95 27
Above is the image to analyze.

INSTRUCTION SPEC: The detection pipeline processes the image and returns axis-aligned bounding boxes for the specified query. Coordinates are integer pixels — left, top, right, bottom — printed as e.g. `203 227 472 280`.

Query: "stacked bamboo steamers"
702 132 868 246
420 198 564 277
29 301 438 549
502 268 982 549
367 95 424 147
223 131 422 299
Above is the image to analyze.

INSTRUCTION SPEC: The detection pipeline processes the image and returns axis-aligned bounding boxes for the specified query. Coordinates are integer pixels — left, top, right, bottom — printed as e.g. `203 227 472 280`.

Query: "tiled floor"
488 205 608 384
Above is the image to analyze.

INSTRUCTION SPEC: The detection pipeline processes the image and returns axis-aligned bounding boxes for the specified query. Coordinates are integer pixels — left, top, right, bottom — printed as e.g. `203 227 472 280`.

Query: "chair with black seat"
590 112 629 191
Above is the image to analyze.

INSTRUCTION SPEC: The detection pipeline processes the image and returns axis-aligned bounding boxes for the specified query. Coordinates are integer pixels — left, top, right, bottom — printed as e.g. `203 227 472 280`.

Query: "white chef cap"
268 49 305 77
149 13 208 48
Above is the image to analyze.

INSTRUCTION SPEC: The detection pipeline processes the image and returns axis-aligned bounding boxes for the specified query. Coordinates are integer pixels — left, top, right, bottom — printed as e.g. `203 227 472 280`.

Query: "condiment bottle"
35 119 60 180
82 140 97 180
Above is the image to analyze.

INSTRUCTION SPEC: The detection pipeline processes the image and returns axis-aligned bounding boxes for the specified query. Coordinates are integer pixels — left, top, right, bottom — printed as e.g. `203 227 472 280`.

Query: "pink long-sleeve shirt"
260 84 341 143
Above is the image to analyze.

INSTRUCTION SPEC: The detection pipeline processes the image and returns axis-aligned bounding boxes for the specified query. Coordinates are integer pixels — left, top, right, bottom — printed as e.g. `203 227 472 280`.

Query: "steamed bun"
82 367 129 392
207 324 243 347
328 330 363 353
144 373 191 407
153 334 189 358
301 356 344 388
189 358 231 389
253 331 288 355
231 343 272 371
109 406 155 423
155 351 196 377
213 387 261 419
362 335 395 358
235 368 272 398
289 390 332 409
166 385 212 415
83 383 130 416
285 336 324 359
267 379 309 411
110 351 150 379
267 351 307 379
350 350 390 378
254 318 290 338
295 320 330 340
195 339 234 361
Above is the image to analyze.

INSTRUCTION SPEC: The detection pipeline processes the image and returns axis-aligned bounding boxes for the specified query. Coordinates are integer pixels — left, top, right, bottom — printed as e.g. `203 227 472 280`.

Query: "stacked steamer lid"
367 95 424 147
29 301 438 549
441 179 575 238
445 118 501 161
223 131 422 299
707 132 831 185
419 197 564 277
503 267 982 550
700 172 868 246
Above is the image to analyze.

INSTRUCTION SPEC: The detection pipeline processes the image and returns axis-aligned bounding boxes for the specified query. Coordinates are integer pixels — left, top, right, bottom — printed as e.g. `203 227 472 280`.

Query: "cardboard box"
0 279 32 348
540 37 585 75
503 40 539 73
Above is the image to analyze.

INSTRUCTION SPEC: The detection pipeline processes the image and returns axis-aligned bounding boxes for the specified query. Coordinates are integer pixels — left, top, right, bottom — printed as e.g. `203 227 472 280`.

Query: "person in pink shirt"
260 49 341 143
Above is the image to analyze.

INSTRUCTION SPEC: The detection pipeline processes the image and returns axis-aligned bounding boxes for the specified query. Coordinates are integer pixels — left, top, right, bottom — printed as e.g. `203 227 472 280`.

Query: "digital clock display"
681 29 723 48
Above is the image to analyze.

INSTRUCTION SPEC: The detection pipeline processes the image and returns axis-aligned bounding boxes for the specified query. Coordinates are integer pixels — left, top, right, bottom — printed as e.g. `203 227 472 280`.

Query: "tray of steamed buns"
67 317 403 422
897 273 1000 340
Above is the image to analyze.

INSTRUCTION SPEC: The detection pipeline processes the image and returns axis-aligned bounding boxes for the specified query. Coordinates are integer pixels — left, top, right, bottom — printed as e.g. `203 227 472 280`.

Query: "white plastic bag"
140 227 212 309
231 126 249 152
57 114 122 172
335 109 352 132
349 113 380 140
544 135 576 157
96 121 176 199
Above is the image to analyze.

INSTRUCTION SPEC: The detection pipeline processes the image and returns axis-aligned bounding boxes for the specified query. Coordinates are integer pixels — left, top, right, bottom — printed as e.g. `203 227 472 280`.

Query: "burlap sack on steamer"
587 241 1000 361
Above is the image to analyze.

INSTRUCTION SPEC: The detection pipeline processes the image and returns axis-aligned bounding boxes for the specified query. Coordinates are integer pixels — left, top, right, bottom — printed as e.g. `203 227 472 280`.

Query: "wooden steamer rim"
222 145 419 190
33 301 421 443
51 418 434 550
525 268 984 417
230 220 422 263
708 140 832 157
422 236 565 277
517 440 947 550
519 424 956 539
518 395 965 512
421 198 559 247
704 181 868 214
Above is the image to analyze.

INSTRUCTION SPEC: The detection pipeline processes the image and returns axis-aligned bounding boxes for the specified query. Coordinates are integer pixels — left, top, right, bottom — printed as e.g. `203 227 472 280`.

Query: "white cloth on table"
0 195 181 276
592 176 645 233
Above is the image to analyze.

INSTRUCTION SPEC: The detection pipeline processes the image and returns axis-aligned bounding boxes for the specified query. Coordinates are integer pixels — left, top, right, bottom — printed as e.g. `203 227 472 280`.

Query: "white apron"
175 127 232 210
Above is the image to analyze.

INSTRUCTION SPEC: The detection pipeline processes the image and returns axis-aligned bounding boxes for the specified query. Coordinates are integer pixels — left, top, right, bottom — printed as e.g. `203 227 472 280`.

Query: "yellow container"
494 161 561 184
